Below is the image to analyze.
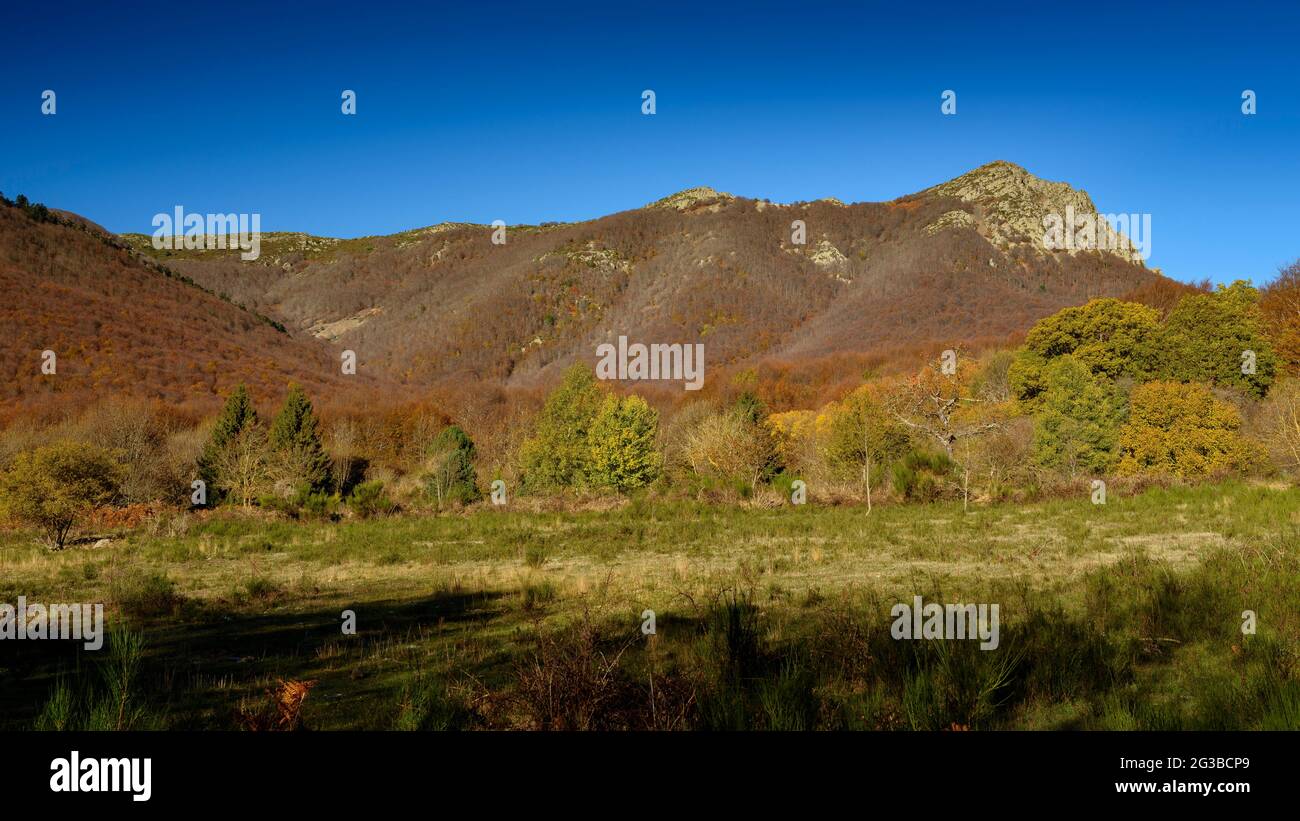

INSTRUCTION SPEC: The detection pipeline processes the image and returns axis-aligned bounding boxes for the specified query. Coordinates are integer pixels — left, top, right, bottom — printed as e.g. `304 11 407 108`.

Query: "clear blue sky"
2 0 1297 285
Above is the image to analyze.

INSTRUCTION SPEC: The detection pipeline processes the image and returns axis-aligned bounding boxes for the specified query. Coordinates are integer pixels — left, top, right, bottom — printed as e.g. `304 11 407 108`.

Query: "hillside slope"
0 202 377 417
122 162 1163 393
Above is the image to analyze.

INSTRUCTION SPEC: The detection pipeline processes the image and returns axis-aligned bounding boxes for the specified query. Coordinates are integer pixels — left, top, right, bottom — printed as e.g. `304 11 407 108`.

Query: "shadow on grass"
2 588 510 730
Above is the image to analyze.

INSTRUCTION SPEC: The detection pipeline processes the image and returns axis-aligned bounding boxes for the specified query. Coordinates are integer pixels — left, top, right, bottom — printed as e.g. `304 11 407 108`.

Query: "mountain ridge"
110 162 1163 393
9 162 1170 413
0 199 385 417
119 161 1148 268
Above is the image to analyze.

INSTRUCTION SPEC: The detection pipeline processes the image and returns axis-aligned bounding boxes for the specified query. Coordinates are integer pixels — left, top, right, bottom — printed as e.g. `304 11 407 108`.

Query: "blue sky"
2 0 1297 285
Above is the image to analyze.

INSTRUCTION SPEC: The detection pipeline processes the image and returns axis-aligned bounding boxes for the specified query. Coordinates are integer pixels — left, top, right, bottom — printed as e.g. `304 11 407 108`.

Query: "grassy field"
2 480 1299 730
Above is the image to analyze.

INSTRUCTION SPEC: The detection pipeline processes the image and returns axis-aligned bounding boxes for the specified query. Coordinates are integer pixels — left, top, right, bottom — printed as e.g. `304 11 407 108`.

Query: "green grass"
1 479 1297 730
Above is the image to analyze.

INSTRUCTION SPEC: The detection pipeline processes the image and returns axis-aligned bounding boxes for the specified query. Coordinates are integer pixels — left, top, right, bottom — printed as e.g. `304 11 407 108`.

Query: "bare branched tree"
887 354 1000 459
886 353 1003 510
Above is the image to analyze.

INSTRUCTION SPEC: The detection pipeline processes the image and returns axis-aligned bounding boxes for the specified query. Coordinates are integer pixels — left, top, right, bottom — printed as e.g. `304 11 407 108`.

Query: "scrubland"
3 480 1297 731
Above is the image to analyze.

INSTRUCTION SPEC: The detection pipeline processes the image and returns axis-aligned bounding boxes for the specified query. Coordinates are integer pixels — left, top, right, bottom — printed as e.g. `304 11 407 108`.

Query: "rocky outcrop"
923 160 1145 264
646 186 736 212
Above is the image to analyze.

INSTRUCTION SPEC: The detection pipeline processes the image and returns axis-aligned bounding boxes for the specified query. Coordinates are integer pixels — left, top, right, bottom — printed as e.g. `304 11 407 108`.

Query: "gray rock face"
923 160 1146 265
646 186 736 212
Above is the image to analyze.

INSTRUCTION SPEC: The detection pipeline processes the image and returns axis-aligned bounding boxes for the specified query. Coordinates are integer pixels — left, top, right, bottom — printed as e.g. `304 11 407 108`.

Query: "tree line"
3 266 1300 548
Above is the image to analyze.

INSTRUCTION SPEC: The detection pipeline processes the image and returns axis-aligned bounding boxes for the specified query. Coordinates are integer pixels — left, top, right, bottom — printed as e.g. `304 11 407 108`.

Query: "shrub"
891 450 957 502
507 615 670 729
0 441 122 549
519 581 557 612
393 674 473 731
965 416 1035 502
242 576 283 602
660 401 716 479
1259 378 1300 476
263 483 340 519
684 406 780 491
349 480 395 518
112 571 183 618
299 488 340 519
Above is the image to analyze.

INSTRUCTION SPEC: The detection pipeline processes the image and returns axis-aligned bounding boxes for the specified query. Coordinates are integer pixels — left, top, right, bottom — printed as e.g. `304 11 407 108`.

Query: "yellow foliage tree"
0 441 122 549
826 385 910 510
1116 381 1257 477
587 394 662 492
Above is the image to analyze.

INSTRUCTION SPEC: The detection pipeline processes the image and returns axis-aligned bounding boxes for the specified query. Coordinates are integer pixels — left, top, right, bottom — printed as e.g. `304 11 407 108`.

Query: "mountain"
920 160 1147 264
116 162 1161 396
0 200 379 419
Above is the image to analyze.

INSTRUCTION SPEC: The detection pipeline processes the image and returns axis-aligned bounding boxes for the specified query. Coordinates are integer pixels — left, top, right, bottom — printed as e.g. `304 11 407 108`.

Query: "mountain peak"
925 161 1069 204
646 186 736 211
961 159 1030 178
922 162 1145 265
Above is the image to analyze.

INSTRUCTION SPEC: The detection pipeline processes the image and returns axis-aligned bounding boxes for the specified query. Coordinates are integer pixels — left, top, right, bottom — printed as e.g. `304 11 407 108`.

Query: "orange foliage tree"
1261 259 1300 376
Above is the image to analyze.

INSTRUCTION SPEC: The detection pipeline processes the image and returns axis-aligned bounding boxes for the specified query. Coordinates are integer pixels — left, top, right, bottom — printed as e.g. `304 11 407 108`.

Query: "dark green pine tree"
197 384 259 494
268 383 331 491
427 424 480 504
732 391 767 426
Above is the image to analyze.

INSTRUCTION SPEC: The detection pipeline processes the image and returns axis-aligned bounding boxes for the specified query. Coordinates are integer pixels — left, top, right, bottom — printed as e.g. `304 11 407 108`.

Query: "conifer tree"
588 394 662 491
520 364 605 489
425 424 481 505
268 383 331 491
1032 355 1123 476
197 384 259 494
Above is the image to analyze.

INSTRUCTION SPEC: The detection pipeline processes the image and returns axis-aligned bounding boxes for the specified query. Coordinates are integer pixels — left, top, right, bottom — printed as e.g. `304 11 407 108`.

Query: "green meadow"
2 480 1298 731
